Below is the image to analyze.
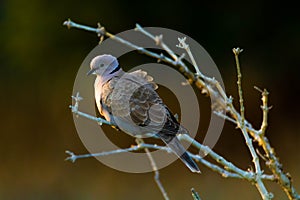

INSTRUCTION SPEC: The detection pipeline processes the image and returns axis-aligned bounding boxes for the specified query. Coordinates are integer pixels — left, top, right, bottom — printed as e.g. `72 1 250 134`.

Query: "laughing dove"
87 54 200 173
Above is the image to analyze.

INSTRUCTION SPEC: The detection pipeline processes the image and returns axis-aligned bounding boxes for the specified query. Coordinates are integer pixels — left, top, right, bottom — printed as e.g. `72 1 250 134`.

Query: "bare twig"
179 134 261 182
63 20 190 78
232 47 245 126
135 24 178 63
255 88 299 199
176 37 227 108
70 92 113 126
176 37 203 77
232 48 272 199
136 138 170 200
64 124 275 182
65 143 170 163
65 146 139 163
257 87 270 135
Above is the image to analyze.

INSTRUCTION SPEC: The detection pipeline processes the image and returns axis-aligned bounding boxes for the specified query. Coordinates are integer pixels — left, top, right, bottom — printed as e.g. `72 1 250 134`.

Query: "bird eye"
100 63 104 67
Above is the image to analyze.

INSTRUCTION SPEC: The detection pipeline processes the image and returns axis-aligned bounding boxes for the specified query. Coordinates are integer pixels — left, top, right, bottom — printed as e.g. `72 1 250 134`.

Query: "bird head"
87 54 120 77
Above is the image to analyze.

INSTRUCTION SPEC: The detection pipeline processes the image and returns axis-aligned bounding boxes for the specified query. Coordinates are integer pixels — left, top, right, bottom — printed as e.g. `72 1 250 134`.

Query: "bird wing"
100 70 184 136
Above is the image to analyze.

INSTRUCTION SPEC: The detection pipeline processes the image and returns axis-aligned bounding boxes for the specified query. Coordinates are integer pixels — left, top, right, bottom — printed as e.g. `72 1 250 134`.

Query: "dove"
87 54 200 173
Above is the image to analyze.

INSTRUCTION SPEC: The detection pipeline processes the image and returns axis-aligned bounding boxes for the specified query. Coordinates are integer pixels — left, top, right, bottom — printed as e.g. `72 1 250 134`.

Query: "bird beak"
87 68 97 76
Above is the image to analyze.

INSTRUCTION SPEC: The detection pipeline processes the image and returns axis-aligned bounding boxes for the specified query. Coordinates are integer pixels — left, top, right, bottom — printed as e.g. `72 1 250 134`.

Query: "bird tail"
162 136 201 173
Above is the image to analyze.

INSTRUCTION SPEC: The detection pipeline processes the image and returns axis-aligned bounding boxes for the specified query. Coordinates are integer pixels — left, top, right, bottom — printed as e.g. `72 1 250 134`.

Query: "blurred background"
0 0 299 199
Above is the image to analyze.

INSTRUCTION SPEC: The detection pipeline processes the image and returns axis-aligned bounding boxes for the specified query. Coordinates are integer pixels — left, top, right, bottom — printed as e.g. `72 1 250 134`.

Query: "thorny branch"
64 19 299 200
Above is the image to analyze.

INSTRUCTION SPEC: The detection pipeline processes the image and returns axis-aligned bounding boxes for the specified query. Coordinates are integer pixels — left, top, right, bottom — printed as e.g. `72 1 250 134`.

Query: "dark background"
0 0 299 199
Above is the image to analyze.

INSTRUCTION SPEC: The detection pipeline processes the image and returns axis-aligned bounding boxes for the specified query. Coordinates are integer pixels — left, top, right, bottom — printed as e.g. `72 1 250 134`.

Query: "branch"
136 138 170 200
233 48 245 126
68 96 275 182
254 87 271 136
176 37 228 102
63 19 209 98
255 87 299 199
225 89 299 199
65 129 275 182
179 134 274 182
64 19 299 200
232 48 272 200
135 24 179 63
70 92 113 126
176 37 203 78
